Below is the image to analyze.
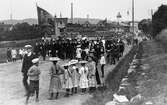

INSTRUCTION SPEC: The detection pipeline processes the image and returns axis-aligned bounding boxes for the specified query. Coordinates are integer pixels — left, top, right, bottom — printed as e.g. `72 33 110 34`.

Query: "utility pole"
132 0 135 45
132 0 134 35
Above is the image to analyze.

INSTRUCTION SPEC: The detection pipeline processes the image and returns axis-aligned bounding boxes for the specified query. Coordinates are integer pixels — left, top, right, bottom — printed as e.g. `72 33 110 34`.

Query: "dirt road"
0 45 131 105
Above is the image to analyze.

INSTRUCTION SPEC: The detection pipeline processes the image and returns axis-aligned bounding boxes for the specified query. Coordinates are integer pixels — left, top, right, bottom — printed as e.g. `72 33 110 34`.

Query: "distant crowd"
32 37 125 64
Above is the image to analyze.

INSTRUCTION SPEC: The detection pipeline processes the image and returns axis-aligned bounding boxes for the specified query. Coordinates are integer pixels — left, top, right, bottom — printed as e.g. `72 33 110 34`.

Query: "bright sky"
0 0 167 21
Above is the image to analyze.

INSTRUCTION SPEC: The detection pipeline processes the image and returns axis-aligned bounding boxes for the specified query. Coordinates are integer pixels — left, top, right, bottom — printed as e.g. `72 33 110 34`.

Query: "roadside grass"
82 46 137 105
0 48 7 63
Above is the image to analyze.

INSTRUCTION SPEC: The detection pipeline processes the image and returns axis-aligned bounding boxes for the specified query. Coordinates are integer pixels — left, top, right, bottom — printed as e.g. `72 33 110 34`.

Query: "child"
26 58 40 104
87 56 96 93
48 57 64 100
100 53 106 78
79 61 89 94
69 60 79 94
63 63 73 97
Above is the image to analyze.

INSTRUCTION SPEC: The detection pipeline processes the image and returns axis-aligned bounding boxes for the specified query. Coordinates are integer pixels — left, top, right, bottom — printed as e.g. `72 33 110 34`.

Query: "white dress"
71 66 80 87
76 48 82 59
64 69 73 89
79 66 89 88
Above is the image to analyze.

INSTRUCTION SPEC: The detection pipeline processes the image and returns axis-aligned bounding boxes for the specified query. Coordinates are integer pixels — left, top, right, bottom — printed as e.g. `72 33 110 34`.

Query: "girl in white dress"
63 63 73 97
79 61 89 94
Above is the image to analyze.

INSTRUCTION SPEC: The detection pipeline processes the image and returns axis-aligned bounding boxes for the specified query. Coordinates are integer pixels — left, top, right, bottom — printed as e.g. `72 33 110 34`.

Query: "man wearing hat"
21 45 35 96
48 57 64 100
26 58 40 104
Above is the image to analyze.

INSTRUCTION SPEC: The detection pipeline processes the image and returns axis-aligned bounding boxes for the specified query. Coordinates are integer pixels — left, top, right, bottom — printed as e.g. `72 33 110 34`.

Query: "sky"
0 0 167 21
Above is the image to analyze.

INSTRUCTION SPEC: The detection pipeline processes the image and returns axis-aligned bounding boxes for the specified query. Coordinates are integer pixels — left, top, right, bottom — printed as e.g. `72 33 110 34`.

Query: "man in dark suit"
21 45 35 96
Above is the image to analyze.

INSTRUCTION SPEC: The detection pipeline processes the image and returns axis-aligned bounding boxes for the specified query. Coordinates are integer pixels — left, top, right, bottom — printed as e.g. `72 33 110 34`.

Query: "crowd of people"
20 37 127 104
6 48 26 62
33 37 125 64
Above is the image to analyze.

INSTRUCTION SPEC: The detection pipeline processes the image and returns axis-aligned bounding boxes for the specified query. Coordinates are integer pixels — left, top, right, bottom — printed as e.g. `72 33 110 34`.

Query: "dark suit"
21 53 35 93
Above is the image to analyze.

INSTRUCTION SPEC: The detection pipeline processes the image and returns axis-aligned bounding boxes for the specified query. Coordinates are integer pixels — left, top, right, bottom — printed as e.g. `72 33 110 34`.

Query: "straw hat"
62 62 70 67
79 60 88 64
77 45 81 47
32 58 39 64
49 57 60 61
25 45 32 48
69 59 78 65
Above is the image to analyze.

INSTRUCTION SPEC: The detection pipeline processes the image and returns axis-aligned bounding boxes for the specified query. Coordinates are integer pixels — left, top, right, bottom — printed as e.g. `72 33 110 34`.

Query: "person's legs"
64 89 70 97
35 81 39 102
23 74 29 95
48 93 54 100
101 64 104 78
55 92 59 99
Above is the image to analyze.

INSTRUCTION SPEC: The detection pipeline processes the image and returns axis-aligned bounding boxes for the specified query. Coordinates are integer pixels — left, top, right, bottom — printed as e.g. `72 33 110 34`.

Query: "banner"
37 6 54 26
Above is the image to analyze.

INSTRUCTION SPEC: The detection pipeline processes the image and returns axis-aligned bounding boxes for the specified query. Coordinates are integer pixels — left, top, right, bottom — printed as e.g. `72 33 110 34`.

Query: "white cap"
62 62 70 67
49 57 60 61
32 58 39 64
25 45 32 48
79 60 88 64
69 59 78 65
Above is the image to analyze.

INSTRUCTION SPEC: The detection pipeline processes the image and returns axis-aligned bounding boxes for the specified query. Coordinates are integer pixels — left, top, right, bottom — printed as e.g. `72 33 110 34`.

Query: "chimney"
71 2 73 24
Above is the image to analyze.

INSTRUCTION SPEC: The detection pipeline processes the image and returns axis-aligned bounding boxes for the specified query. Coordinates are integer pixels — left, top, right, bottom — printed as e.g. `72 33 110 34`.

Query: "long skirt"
79 79 89 89
49 76 62 93
64 77 73 89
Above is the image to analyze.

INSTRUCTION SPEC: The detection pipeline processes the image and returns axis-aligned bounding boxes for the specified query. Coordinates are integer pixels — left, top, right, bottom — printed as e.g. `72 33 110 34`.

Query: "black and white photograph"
0 0 166 105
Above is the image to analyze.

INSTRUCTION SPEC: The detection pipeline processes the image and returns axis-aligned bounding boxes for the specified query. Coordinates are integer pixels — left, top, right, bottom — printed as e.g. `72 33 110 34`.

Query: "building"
0 23 13 32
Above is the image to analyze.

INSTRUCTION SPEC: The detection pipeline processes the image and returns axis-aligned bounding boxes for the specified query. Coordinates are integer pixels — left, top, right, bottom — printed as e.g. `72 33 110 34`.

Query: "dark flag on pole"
37 6 54 26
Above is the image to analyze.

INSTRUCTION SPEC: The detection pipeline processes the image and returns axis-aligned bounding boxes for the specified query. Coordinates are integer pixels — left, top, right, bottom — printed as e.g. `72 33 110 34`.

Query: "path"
0 45 131 105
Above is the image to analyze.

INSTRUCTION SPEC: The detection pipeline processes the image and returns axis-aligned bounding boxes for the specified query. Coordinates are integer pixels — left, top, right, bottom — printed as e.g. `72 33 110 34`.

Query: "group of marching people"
33 37 125 65
21 36 126 104
22 45 104 105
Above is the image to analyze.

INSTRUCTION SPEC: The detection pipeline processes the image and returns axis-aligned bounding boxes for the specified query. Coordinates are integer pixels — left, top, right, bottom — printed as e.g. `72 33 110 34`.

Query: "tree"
138 19 152 38
138 19 152 34
152 5 167 38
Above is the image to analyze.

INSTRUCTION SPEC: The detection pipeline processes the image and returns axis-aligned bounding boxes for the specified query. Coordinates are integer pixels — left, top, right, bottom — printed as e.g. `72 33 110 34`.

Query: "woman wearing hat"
63 63 73 97
69 60 79 94
78 61 89 94
48 57 64 100
87 57 97 93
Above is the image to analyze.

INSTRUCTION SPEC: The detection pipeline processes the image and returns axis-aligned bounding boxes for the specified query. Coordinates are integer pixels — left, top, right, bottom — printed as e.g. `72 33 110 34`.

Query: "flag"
37 6 54 26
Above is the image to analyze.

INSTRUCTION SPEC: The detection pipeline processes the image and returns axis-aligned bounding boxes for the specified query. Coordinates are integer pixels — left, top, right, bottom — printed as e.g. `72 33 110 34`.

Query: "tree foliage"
152 5 167 38
0 22 43 41
138 19 152 34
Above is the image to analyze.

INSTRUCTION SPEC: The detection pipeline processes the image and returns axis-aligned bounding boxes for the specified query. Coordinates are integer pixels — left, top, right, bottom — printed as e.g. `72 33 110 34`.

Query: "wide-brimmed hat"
32 58 39 64
77 45 81 47
69 59 78 65
49 57 60 61
25 45 32 48
79 60 88 64
62 62 70 67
